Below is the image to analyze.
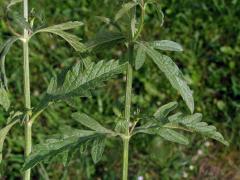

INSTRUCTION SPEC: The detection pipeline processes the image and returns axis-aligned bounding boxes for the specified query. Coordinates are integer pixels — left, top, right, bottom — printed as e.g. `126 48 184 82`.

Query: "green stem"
23 0 32 179
122 1 136 176
122 48 133 180
122 138 130 180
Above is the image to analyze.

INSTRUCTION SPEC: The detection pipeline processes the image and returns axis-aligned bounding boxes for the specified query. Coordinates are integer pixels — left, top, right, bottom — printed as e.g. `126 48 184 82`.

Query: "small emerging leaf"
115 120 129 134
115 2 138 21
151 40 183 52
153 3 164 27
91 137 106 164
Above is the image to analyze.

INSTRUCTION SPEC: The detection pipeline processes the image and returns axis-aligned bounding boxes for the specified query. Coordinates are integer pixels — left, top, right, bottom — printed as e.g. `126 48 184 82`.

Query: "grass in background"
0 0 239 179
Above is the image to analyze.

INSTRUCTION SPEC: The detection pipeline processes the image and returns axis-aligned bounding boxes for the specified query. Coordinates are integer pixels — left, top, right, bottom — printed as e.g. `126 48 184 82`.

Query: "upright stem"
122 1 136 178
23 0 32 179
122 47 133 180
122 137 130 180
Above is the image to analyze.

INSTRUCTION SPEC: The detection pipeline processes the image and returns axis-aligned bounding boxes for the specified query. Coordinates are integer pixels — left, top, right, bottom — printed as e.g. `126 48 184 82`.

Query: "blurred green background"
0 0 240 179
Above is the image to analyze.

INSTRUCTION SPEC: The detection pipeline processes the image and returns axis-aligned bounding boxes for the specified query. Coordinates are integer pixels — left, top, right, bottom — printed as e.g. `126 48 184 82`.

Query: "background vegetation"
0 0 239 179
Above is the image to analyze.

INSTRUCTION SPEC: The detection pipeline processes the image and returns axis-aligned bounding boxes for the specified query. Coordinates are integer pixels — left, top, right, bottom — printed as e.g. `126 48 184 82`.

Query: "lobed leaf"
91 137 106 164
167 113 229 146
22 129 98 170
151 40 183 52
142 43 194 113
115 2 138 21
72 112 112 133
133 108 228 146
45 60 127 103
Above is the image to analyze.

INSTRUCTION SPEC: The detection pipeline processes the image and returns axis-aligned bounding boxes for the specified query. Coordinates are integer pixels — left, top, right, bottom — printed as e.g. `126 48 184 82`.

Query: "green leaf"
115 2 138 21
0 119 19 163
85 31 125 51
7 0 23 10
153 4 165 27
44 60 127 104
72 112 112 133
208 132 229 146
22 129 98 170
91 137 106 164
12 13 31 31
169 113 202 124
146 1 165 26
135 44 146 70
158 128 189 145
1 37 20 89
151 40 183 52
154 101 178 120
32 21 85 51
142 43 194 113
35 21 84 32
115 120 129 134
167 113 229 146
0 87 10 111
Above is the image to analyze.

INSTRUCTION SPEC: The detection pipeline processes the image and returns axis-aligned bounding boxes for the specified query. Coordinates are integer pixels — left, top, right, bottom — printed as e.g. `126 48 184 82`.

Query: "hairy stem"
122 1 136 178
23 0 32 179
122 138 130 180
122 48 133 180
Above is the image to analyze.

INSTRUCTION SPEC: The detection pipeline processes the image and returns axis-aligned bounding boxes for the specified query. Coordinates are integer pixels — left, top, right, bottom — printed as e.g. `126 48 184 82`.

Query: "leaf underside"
33 21 85 52
22 129 98 170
